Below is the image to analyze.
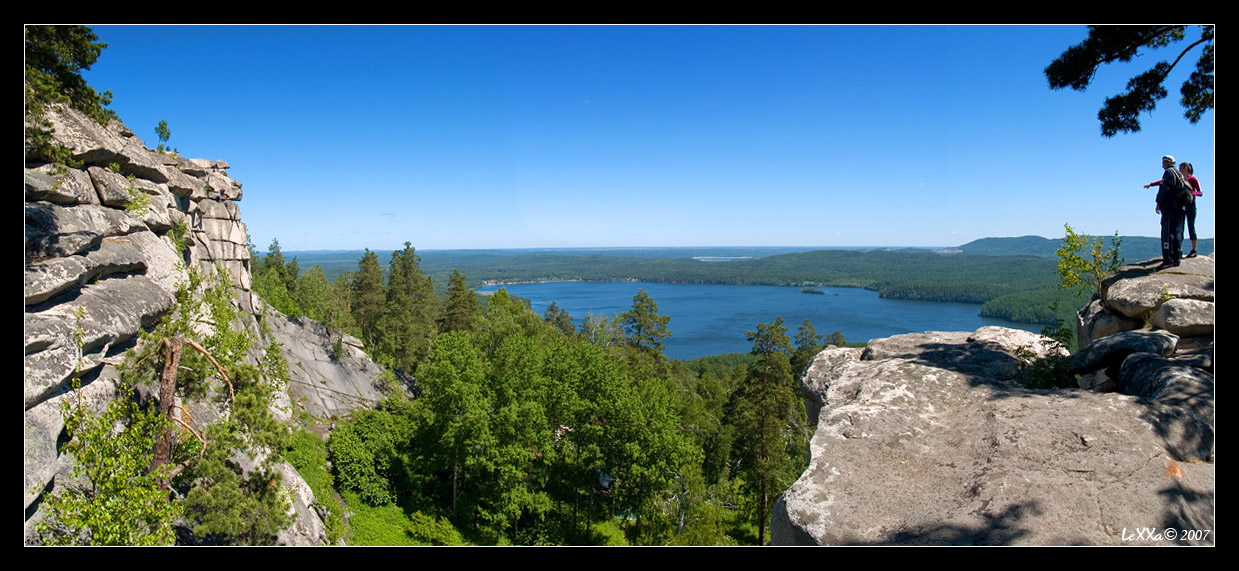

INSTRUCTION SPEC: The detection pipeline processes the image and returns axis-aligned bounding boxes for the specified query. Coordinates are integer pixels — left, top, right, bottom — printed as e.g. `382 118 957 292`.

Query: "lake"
477 281 1046 361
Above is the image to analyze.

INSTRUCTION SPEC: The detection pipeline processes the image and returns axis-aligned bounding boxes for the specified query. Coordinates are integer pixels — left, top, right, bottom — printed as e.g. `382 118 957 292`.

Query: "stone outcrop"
772 322 1215 546
24 105 389 545
1067 256 1215 463
1078 255 1214 346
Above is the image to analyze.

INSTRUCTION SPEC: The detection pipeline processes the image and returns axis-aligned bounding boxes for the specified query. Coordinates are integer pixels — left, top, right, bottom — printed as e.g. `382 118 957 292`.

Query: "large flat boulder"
1099 257 1215 319
773 327 1214 546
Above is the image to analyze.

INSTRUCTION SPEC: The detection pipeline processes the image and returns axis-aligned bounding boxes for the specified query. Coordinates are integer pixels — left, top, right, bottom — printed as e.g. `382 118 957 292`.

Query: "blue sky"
79 25 1215 252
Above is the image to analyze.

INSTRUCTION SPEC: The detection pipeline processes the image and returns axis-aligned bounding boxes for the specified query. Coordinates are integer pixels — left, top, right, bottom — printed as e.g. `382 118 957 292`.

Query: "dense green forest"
250 243 837 545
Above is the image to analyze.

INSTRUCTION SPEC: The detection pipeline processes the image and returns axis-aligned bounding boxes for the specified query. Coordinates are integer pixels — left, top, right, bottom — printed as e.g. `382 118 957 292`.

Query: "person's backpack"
1170 169 1194 205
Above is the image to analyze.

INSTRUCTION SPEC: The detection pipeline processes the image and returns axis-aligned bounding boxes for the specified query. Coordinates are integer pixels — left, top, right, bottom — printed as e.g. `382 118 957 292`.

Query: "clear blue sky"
80 25 1215 252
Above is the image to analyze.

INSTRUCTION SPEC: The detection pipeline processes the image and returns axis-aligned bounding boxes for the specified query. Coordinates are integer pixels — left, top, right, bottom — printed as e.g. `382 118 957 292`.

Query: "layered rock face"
24 105 390 545
772 318 1214 545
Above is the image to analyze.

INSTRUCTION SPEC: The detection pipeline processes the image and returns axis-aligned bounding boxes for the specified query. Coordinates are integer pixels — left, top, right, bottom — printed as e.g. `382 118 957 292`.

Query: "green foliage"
154 119 172 153
284 429 348 543
179 425 290 545
35 381 180 545
113 265 293 545
790 319 824 378
252 239 303 317
24 25 117 163
621 289 671 357
328 407 418 506
1016 338 1076 390
351 249 386 349
579 311 625 347
376 242 439 372
107 162 120 172
33 310 181 546
440 268 479 334
542 301 575 337
340 491 467 546
980 287 1092 326
731 316 808 545
124 174 152 215
1056 224 1123 297
1046 25 1214 136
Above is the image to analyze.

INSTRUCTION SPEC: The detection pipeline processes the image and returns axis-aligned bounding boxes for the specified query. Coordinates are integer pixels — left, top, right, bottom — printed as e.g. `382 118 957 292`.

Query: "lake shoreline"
478 281 1044 361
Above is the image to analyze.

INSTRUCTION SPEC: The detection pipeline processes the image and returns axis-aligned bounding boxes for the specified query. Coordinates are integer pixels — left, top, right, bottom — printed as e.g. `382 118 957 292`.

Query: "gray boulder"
1118 353 1214 462
799 347 862 425
1069 329 1179 376
43 103 127 165
1077 370 1117 392
1076 298 1142 349
1148 298 1214 338
773 328 1214 546
1102 262 1214 319
25 165 100 205
274 461 329 546
25 202 147 261
862 327 1062 381
24 238 148 306
24 275 175 409
1170 344 1213 372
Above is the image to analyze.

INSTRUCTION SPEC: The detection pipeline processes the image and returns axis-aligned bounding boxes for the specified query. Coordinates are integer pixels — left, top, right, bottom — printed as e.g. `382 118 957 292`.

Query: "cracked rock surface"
25 104 391 545
773 326 1214 546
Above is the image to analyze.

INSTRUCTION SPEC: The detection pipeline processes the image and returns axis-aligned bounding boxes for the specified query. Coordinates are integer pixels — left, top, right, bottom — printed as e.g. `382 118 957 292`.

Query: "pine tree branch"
184 338 235 403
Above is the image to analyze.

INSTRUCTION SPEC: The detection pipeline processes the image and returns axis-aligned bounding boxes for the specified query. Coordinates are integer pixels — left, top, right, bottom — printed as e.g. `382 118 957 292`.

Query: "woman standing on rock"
1179 162 1203 258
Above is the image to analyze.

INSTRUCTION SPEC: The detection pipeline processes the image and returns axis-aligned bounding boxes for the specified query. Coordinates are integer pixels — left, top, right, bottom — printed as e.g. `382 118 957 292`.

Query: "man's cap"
1163 155 1176 163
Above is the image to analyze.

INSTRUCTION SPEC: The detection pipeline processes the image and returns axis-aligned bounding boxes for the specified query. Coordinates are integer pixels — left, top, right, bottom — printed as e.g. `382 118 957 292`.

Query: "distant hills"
281 235 1213 295
957 235 1214 262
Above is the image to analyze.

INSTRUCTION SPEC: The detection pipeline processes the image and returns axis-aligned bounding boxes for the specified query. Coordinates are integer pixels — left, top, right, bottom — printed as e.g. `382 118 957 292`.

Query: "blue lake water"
477 281 1044 361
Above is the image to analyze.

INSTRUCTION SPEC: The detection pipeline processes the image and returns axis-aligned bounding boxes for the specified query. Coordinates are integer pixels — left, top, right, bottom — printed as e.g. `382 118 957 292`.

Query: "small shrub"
1056 224 1123 297
1016 319 1077 389
168 218 189 256
124 174 151 214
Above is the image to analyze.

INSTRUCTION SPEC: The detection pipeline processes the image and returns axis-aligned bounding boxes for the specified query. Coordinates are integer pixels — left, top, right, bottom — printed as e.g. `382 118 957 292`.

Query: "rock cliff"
24 105 392 545
772 260 1214 546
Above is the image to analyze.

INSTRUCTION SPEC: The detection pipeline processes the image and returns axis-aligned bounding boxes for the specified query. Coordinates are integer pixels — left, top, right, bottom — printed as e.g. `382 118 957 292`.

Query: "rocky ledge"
772 318 1214 545
24 104 393 545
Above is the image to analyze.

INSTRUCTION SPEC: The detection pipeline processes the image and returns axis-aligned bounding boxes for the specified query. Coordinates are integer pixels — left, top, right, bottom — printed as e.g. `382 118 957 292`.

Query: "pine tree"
440 269 480 334
351 250 385 351
620 289 671 357
262 238 287 282
731 316 801 545
791 319 824 379
379 242 439 372
542 301 575 337
1046 25 1214 136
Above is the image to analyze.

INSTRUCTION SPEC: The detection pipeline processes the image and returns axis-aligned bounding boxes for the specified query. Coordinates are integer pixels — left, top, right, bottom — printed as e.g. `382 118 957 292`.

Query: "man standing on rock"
1150 154 1187 270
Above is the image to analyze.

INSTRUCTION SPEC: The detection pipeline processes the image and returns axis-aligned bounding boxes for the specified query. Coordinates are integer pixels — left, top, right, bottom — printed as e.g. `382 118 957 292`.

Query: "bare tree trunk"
148 336 232 488
150 337 186 476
